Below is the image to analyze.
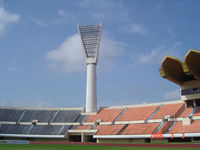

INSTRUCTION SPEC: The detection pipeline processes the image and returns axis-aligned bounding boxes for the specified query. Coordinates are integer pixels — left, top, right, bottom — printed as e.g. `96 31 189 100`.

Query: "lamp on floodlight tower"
77 23 102 113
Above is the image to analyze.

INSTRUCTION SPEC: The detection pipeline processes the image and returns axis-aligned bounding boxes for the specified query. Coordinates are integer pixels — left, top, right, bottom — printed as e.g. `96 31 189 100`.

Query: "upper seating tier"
193 107 200 116
152 103 184 119
20 110 57 122
0 109 24 122
178 107 193 117
85 108 124 122
118 105 158 121
52 110 82 122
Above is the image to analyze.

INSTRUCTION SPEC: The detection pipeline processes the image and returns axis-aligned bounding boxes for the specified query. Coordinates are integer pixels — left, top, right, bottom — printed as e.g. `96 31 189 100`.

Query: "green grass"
0 144 199 150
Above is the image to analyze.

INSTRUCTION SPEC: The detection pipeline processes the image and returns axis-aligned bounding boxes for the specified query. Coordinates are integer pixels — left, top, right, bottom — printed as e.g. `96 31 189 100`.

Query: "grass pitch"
0 144 199 150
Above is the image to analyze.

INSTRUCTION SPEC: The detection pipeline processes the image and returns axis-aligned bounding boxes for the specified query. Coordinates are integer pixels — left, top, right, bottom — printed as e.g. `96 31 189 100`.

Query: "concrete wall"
151 138 168 143
97 138 145 144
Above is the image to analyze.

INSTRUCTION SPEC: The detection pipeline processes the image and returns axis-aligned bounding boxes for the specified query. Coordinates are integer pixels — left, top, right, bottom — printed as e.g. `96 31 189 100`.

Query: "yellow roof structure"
159 49 200 85
184 49 200 80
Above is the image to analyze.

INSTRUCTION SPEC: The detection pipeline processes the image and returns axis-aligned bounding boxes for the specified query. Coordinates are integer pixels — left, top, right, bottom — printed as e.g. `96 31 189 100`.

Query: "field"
0 144 200 150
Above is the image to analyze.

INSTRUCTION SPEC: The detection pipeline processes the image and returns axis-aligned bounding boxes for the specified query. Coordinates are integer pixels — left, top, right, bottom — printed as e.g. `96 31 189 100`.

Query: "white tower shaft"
86 63 97 113
78 23 102 113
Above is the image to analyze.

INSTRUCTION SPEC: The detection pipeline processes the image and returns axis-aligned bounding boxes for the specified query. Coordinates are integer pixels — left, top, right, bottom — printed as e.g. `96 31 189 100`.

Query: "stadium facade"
1 24 200 144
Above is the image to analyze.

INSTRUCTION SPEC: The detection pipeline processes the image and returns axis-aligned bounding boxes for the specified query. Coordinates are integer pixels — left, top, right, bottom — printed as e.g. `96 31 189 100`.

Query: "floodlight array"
79 24 101 58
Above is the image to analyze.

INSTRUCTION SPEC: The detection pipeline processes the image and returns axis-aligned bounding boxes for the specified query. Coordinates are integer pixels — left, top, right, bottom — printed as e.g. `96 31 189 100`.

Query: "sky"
0 0 200 108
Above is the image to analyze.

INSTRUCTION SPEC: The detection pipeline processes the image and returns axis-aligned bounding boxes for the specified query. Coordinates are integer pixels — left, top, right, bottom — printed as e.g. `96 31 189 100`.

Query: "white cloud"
0 100 52 108
7 67 16 71
78 0 128 22
55 9 78 24
2 99 34 107
163 89 181 101
58 9 71 18
37 101 52 108
122 23 148 35
132 41 182 64
31 18 49 27
78 0 92 7
46 34 84 73
136 45 165 64
46 33 125 73
0 6 20 35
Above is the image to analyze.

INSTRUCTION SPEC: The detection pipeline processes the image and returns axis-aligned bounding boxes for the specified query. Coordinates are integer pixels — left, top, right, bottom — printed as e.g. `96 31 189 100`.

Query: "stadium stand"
0 124 31 134
76 125 93 130
179 107 194 117
95 125 124 135
117 105 159 121
121 123 160 135
52 110 82 122
0 106 85 140
193 107 200 116
20 110 57 122
29 125 70 135
156 121 174 134
85 108 124 122
169 120 200 133
151 103 185 119
0 109 24 122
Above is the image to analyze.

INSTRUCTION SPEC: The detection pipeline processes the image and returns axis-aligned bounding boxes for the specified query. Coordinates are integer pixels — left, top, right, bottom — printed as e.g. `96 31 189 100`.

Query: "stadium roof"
159 49 200 85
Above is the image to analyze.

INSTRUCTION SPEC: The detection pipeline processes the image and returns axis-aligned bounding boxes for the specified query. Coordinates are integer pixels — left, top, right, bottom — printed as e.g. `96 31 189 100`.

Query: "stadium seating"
0 124 31 134
169 120 200 133
20 110 57 122
121 123 160 135
178 107 193 117
151 103 185 119
30 125 70 135
0 107 84 136
156 121 174 134
52 110 82 122
0 109 24 122
85 108 124 122
117 105 158 121
95 125 125 135
76 125 93 130
1 102 200 143
193 107 200 116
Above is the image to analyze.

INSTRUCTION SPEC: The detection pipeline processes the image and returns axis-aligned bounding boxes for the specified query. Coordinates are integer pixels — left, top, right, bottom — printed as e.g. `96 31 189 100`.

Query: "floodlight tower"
77 24 102 113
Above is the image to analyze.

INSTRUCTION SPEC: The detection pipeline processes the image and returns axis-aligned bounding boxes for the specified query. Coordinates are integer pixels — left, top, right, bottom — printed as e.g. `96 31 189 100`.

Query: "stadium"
1 23 200 147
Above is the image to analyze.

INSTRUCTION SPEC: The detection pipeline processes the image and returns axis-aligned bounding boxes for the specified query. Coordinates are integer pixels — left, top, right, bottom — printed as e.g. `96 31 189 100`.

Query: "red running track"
30 141 200 148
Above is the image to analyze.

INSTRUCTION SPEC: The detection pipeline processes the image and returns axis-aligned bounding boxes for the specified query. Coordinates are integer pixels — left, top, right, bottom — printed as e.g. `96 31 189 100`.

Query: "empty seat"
118 105 158 121
169 120 200 133
30 125 70 135
95 125 124 135
121 123 160 135
178 107 193 117
52 110 81 122
152 103 184 119
20 110 57 122
75 115 87 123
0 109 24 122
193 107 200 116
85 108 123 122
76 125 93 130
156 122 174 134
0 124 31 134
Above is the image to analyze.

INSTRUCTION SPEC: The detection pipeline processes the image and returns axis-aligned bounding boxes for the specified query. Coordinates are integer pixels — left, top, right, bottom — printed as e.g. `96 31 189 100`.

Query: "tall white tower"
77 24 102 113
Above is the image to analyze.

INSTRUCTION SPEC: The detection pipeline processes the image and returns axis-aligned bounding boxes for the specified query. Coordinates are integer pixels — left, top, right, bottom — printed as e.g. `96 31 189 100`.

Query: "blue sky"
0 0 199 108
